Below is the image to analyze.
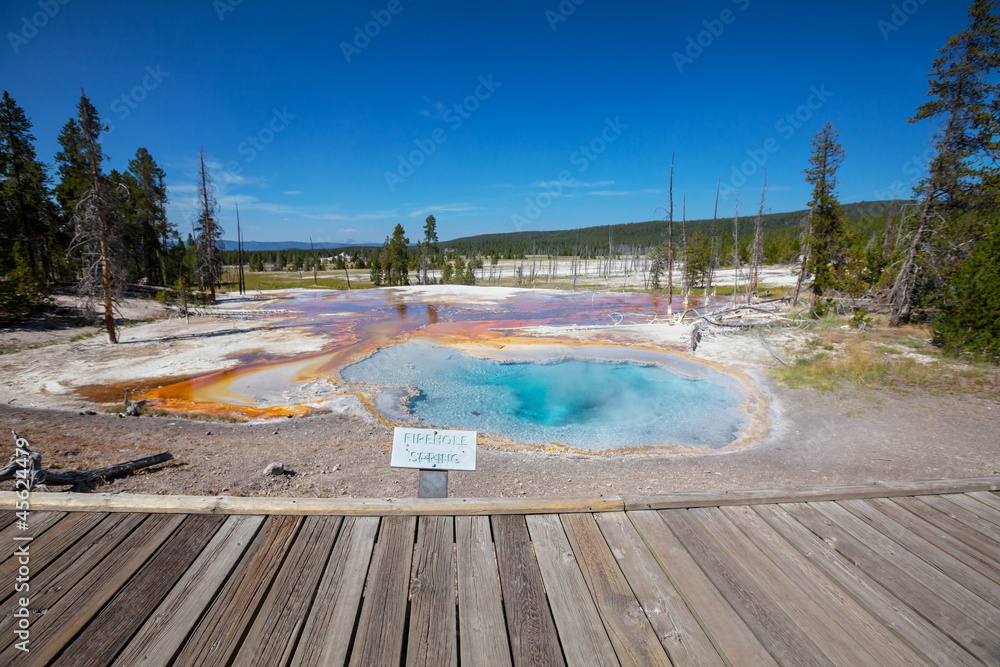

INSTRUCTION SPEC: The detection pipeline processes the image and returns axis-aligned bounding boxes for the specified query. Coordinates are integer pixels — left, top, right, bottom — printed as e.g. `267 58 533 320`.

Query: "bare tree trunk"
750 172 767 302
99 222 116 343
882 195 898 259
84 128 116 344
667 153 674 317
199 150 216 302
236 199 245 295
707 179 720 298
792 204 815 308
732 192 740 307
682 194 689 312
888 180 937 326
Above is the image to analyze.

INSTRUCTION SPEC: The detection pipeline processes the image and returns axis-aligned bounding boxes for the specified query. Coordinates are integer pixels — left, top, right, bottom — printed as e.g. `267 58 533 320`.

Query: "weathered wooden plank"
692 506 903 665
406 516 458 667
659 509 832 666
868 497 1000 586
455 516 513 667
785 501 1000 664
525 514 617 667
0 512 105 601
754 504 980 667
112 515 265 667
968 490 1000 513
593 512 722 666
690 508 918 665
893 496 1000 571
948 492 1000 528
0 491 622 515
0 510 15 530
348 516 416 667
840 498 1000 608
814 500 1000 642
234 515 344 665
51 514 226 667
1 513 185 666
719 505 924 666
622 477 1000 510
0 512 142 647
929 493 1000 538
0 511 65 564
491 514 566 667
559 513 670 666
291 516 379 667
175 515 302 666
627 510 776 666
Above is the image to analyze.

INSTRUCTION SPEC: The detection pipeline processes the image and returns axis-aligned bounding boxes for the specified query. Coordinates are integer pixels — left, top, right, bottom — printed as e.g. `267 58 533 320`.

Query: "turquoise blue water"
340 343 748 450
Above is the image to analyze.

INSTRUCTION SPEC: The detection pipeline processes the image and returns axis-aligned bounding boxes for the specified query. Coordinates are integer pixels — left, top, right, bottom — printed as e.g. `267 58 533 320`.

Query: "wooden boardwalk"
1 478 999 665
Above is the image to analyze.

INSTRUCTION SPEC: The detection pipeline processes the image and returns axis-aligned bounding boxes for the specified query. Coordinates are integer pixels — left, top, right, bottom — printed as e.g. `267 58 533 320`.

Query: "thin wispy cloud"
283 190 302 196
532 179 616 189
589 188 663 196
408 204 478 218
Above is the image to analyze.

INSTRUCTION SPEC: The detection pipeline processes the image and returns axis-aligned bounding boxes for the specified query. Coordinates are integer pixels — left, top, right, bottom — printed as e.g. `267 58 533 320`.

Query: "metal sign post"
391 427 477 499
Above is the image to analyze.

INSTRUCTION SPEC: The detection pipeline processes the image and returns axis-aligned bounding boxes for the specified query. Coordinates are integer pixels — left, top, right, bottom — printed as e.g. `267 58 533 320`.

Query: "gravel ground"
1 378 997 499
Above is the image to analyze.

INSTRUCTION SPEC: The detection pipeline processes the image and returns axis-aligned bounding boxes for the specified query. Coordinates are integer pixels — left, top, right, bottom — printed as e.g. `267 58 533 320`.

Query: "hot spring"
135 288 762 452
340 340 751 451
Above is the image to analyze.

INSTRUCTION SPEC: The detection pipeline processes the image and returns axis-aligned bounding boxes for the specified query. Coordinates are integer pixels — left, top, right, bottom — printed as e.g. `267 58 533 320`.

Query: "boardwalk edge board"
0 476 996 514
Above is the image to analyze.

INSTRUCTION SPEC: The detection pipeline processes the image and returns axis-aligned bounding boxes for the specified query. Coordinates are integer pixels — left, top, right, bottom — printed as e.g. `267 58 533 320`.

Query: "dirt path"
2 378 997 498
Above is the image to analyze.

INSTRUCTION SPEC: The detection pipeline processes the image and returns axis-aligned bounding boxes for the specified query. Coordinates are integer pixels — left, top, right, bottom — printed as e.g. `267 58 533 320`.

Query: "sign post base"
418 469 448 498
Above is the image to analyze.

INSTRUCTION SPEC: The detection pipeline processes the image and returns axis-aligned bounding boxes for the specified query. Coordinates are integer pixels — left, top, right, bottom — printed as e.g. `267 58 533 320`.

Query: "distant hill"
442 200 907 255
226 200 907 256
222 240 374 251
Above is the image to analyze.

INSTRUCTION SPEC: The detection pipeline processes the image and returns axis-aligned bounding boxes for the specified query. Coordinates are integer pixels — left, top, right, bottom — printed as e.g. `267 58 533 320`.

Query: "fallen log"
1 431 172 489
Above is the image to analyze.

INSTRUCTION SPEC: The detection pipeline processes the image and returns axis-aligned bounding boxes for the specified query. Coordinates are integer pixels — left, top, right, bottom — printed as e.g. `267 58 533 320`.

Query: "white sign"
391 427 477 471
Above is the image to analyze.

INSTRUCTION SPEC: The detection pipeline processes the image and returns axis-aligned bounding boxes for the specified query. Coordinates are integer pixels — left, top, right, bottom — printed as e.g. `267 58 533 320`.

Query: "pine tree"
387 224 409 286
889 0 1000 326
0 92 55 317
0 91 58 282
933 202 1000 360
421 214 438 284
804 122 846 307
53 117 89 240
128 147 173 285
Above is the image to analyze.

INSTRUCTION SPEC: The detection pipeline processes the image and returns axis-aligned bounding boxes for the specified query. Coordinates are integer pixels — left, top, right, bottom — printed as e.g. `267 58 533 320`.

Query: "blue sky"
1 0 968 243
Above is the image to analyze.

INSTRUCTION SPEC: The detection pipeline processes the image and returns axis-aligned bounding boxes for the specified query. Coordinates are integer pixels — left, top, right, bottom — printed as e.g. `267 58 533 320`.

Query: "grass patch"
774 336 1000 396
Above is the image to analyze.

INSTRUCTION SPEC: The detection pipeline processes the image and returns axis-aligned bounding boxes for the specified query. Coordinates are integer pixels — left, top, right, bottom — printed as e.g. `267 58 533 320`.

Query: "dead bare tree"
750 172 767 300
882 193 898 259
682 194 689 311
69 91 126 344
666 152 675 317
792 205 815 307
707 178 720 296
235 198 246 295
732 191 740 306
195 148 224 302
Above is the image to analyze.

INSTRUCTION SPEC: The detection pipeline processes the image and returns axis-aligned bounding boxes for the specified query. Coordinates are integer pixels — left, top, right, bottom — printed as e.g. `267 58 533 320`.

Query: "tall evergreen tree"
128 147 173 285
387 223 409 286
421 214 438 284
0 92 55 316
53 118 88 225
804 122 846 307
889 0 1000 326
